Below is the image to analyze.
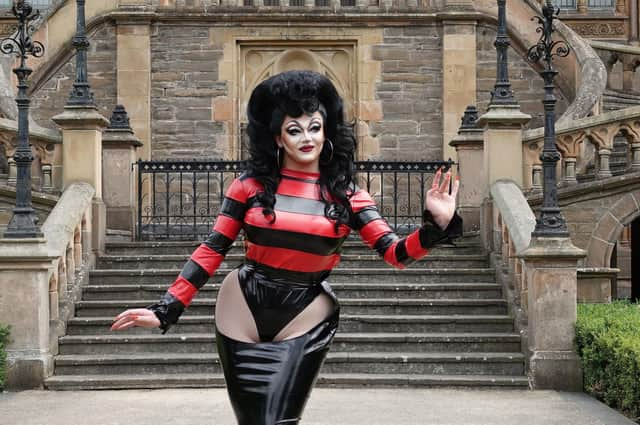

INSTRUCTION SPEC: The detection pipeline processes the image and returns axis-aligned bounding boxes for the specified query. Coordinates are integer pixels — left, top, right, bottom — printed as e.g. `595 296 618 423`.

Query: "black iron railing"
135 159 455 240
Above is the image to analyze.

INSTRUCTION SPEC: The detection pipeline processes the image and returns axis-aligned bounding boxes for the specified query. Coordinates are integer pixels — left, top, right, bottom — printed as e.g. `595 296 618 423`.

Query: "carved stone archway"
238 43 356 158
587 190 640 268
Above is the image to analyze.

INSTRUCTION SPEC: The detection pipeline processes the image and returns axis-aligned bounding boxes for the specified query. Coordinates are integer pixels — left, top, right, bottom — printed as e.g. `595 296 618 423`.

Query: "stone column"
577 0 587 13
0 238 55 389
52 107 109 254
563 157 578 185
631 142 640 171
102 105 143 233
532 164 543 191
442 20 477 161
116 21 151 162
519 237 586 391
449 106 483 233
623 58 636 92
597 148 613 179
477 106 531 190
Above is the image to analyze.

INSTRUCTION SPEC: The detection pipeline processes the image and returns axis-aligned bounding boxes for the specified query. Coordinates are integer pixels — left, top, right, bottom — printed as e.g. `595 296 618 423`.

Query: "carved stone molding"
567 21 627 39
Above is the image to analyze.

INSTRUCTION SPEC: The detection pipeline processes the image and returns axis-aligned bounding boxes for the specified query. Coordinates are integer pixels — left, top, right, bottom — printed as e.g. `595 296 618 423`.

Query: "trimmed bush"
0 324 9 390
576 302 640 422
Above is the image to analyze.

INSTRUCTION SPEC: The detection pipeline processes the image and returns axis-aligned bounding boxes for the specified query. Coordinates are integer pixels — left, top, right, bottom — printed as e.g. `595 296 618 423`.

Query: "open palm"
425 168 459 230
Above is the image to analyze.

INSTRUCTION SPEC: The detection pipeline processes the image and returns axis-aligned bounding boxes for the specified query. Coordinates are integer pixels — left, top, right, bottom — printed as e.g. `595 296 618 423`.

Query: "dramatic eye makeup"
285 119 322 136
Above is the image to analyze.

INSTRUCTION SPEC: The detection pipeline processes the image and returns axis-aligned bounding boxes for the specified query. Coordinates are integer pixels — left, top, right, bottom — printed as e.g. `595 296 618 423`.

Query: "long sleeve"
350 189 463 269
145 176 249 334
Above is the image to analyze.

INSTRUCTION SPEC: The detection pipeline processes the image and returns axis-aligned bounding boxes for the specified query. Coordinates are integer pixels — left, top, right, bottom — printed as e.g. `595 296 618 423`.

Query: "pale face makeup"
275 111 325 173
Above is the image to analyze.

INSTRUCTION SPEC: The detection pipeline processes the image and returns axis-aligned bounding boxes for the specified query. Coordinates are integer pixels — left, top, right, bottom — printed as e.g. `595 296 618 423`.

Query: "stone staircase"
44 236 529 390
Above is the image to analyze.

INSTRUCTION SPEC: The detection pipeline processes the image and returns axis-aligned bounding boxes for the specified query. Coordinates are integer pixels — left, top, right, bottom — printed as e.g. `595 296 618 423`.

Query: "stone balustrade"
522 105 640 190
488 179 585 390
40 182 95 355
0 182 95 389
590 40 640 93
0 117 62 193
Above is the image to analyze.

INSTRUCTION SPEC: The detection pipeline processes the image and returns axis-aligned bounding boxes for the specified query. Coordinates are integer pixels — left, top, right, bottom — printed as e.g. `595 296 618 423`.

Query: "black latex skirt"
215 264 340 425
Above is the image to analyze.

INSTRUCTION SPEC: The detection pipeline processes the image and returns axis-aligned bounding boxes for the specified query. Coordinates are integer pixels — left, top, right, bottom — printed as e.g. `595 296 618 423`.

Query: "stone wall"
28 20 572 160
371 25 443 161
30 25 117 128
476 25 570 129
150 25 227 160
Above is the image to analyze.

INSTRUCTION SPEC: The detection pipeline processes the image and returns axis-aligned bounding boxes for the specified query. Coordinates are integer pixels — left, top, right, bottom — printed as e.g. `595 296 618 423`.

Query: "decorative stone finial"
108 104 131 130
460 105 479 130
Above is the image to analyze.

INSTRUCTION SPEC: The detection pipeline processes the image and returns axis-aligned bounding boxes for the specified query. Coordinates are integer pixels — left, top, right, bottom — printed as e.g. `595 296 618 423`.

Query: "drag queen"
111 70 462 424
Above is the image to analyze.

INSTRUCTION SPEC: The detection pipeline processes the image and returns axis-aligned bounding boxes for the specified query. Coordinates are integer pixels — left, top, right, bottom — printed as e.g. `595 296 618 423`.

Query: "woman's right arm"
111 176 250 334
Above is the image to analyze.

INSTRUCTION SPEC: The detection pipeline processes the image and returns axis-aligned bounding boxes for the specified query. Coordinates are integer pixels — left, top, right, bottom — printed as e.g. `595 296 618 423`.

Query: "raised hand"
110 308 160 331
425 167 459 230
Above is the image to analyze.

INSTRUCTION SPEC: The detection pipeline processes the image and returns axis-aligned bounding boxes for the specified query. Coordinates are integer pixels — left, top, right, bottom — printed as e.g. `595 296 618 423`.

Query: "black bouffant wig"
245 70 356 231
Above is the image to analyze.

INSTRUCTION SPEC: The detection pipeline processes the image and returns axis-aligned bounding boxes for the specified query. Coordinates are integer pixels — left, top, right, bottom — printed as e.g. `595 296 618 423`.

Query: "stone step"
74 298 508 317
58 329 518 355
68 314 515 335
44 372 530 390
89 268 496 284
104 240 485 256
81 282 503 301
94 254 489 270
52 352 525 376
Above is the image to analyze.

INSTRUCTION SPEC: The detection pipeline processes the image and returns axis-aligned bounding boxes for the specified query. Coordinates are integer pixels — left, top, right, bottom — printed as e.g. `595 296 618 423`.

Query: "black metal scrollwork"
526 0 570 238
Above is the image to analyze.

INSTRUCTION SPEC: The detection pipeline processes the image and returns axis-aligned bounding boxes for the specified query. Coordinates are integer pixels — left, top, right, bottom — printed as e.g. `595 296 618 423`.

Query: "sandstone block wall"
370 25 443 161
29 20 573 161
476 25 569 129
31 25 117 128
150 25 227 159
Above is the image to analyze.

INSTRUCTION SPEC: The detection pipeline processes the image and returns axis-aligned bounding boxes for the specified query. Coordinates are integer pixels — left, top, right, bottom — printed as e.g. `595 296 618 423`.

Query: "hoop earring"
276 147 281 167
321 139 334 165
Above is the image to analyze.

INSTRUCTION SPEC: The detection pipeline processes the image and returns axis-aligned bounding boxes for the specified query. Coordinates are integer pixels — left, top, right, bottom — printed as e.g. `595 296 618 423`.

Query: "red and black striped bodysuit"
146 167 462 341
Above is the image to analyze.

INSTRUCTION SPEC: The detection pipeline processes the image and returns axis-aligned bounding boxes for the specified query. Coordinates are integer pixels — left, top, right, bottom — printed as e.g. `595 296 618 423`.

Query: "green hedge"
576 301 640 421
0 324 9 390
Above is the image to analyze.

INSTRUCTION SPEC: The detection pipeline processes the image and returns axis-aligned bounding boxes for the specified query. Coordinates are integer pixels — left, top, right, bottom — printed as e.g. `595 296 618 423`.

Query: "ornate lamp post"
67 0 94 107
490 0 518 106
527 0 570 237
1 1 44 238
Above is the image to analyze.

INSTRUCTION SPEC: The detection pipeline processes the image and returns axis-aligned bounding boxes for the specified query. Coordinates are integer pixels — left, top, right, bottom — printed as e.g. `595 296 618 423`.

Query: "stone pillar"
442 21 477 161
519 237 586 391
477 106 531 190
116 22 151 162
631 142 640 171
0 238 55 389
623 59 635 92
102 105 143 233
577 0 587 13
449 106 483 233
532 164 543 191
597 148 613 179
52 107 109 254
563 157 578 185
617 0 626 14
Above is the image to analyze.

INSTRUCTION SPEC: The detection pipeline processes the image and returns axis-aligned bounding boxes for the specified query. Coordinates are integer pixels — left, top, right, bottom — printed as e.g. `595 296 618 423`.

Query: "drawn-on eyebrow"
285 116 322 129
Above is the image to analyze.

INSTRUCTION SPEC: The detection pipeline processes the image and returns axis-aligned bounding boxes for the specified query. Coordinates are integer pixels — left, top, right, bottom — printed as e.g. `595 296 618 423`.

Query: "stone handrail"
489 179 536 311
41 181 94 355
589 40 640 94
522 105 640 190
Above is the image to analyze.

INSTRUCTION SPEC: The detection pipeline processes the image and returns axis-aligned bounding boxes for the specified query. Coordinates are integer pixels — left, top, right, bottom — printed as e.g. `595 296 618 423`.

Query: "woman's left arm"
352 168 462 269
